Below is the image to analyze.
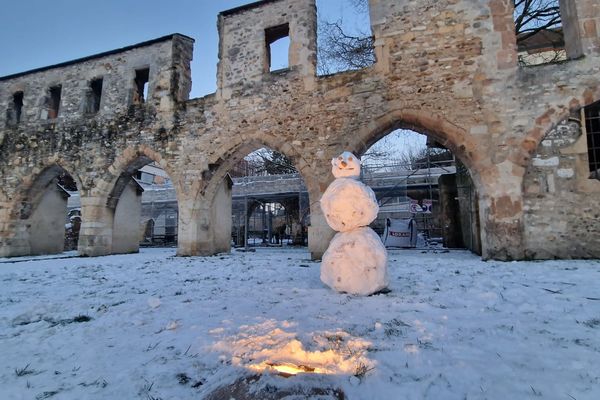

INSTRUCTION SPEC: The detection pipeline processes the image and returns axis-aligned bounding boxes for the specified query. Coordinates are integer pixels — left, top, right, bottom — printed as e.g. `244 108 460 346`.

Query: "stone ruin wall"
524 116 600 259
0 0 599 260
0 35 195 256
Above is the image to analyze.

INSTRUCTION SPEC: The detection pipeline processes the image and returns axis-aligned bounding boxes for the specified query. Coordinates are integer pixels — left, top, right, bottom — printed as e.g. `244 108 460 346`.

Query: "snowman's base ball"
321 227 388 296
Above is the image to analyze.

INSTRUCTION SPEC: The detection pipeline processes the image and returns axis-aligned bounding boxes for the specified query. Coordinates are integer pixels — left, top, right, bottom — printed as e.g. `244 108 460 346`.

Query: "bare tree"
317 0 374 75
318 22 375 75
513 0 561 43
242 148 297 176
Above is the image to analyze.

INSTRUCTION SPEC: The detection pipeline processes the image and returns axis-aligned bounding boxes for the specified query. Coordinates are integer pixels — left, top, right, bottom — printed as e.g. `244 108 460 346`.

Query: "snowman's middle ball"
320 178 379 232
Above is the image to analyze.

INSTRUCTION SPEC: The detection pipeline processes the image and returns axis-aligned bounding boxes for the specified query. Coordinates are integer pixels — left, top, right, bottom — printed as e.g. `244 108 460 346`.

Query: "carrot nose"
341 161 348 167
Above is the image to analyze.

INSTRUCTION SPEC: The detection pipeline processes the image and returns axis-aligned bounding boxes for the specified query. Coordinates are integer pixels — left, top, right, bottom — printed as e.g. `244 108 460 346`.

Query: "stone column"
0 208 29 257
308 218 335 260
478 183 525 261
210 177 233 254
111 181 143 254
176 177 232 257
303 162 335 260
308 200 335 260
176 197 205 256
177 197 220 257
78 195 114 257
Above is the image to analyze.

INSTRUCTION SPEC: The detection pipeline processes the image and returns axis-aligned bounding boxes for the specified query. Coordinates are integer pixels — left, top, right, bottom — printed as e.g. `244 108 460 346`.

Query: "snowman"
320 151 388 296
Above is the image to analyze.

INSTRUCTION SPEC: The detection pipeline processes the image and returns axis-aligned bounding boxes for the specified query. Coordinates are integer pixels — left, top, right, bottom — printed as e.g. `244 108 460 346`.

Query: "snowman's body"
320 152 388 295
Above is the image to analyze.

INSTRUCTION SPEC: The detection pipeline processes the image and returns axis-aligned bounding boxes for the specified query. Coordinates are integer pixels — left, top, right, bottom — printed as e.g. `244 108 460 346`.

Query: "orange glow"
259 362 323 377
210 322 374 378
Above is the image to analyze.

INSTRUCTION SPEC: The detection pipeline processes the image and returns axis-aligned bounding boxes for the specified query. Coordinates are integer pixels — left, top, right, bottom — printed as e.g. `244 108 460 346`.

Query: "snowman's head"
331 151 361 179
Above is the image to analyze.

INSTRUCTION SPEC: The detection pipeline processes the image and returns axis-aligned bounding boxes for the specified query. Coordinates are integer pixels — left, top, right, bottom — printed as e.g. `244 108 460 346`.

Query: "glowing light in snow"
210 320 374 378
261 362 323 377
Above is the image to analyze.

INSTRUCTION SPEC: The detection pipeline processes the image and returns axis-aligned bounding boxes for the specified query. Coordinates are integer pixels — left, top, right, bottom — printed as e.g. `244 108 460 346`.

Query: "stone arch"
340 108 490 256
13 161 81 220
192 133 321 256
202 134 318 205
95 144 181 255
345 108 488 191
5 161 81 256
99 144 181 207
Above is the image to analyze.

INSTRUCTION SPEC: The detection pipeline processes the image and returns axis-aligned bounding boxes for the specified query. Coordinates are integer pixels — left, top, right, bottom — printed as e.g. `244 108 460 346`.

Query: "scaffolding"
361 150 456 244
232 176 309 248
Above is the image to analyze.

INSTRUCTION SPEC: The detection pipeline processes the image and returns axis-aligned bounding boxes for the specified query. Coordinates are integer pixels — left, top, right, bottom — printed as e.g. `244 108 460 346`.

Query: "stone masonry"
0 0 599 260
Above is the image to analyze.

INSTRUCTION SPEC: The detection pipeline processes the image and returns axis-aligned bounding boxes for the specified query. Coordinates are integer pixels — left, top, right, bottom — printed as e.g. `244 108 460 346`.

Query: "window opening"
7 91 24 126
48 85 62 119
513 0 565 66
13 91 24 124
89 78 103 113
265 24 290 72
133 68 150 104
585 101 600 179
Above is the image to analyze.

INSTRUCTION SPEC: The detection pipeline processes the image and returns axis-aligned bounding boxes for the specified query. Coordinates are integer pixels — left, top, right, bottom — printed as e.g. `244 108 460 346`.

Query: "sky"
0 0 426 157
0 0 368 98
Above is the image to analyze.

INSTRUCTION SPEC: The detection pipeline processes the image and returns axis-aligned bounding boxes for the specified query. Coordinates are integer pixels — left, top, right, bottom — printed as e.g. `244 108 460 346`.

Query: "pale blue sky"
0 0 368 98
0 0 427 157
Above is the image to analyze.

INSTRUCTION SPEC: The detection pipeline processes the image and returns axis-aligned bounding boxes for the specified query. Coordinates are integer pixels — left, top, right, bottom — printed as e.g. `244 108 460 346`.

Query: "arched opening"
107 156 179 253
229 147 309 249
357 128 482 254
20 165 82 256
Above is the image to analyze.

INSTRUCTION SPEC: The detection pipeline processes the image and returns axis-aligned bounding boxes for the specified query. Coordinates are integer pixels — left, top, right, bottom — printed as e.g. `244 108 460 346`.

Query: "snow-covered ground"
1 248 599 399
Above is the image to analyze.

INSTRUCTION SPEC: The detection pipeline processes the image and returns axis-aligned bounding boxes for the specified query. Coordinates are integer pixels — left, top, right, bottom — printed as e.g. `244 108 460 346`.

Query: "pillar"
112 180 144 254
211 176 233 254
0 215 29 258
78 195 114 257
308 206 335 260
478 187 526 261
176 176 232 256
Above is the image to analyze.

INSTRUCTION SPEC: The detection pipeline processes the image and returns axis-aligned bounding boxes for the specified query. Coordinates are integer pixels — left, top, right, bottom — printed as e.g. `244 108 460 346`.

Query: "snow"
321 228 388 295
331 151 361 179
1 248 600 399
320 178 379 232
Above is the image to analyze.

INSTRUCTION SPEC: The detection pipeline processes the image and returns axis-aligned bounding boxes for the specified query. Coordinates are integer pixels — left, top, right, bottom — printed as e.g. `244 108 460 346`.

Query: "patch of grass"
384 318 411 337
354 363 374 381
140 379 163 400
176 373 190 385
43 315 93 327
72 315 92 323
15 363 34 377
583 318 600 328
79 378 108 388
35 391 60 399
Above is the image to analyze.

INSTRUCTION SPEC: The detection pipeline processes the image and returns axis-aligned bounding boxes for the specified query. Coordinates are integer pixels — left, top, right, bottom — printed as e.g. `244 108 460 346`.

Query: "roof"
517 28 565 53
0 33 195 82
220 0 284 17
